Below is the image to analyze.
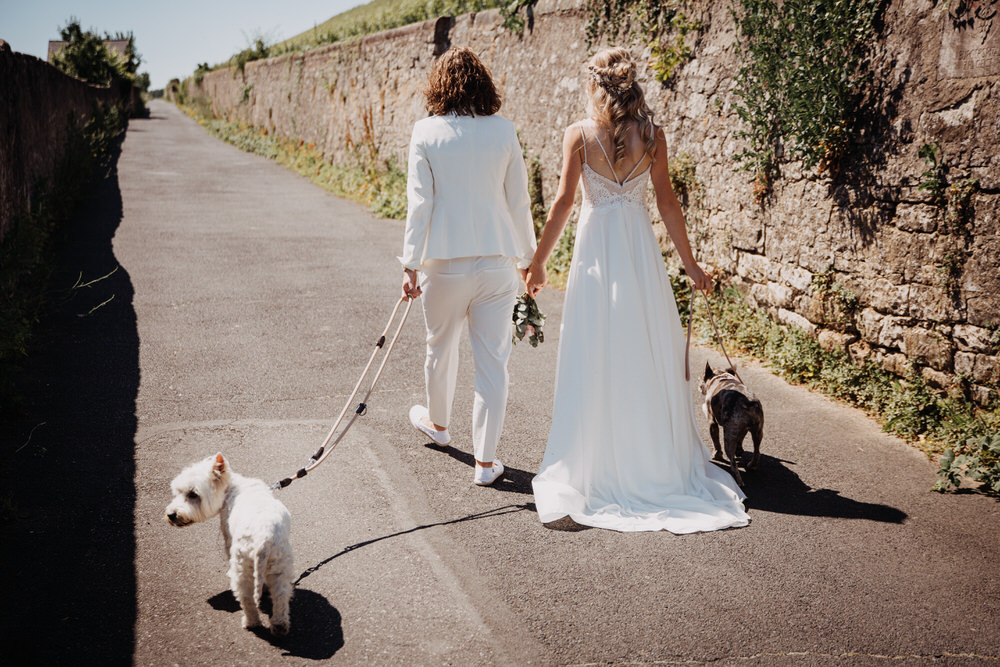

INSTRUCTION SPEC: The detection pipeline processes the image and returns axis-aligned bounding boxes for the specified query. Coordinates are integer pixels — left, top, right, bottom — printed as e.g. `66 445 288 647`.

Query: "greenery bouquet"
512 293 545 347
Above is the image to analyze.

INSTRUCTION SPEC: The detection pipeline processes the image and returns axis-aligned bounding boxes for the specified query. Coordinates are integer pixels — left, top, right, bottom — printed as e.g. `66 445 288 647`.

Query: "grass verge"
179 106 406 220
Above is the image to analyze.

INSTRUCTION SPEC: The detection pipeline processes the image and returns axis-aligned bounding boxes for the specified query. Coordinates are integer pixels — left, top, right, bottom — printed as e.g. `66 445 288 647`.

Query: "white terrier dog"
165 453 294 636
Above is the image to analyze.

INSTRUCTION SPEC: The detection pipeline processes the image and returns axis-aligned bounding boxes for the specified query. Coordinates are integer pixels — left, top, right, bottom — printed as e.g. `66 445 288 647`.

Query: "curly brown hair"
424 46 502 117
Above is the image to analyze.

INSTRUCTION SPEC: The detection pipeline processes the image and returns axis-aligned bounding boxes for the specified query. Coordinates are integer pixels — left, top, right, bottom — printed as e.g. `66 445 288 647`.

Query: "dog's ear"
725 367 736 376
704 362 714 380
212 453 227 478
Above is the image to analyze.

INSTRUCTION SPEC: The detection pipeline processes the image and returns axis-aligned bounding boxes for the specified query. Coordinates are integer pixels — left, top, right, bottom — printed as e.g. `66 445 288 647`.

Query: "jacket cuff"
398 256 421 271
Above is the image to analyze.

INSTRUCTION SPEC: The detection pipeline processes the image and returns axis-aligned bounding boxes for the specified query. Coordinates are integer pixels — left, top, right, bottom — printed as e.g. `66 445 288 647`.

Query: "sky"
1 0 366 90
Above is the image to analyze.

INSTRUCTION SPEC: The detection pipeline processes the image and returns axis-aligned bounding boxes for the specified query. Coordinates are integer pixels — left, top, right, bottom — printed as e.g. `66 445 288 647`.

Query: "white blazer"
399 113 537 271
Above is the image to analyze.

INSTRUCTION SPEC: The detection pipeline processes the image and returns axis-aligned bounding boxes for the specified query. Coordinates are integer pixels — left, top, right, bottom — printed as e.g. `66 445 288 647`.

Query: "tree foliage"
50 18 146 91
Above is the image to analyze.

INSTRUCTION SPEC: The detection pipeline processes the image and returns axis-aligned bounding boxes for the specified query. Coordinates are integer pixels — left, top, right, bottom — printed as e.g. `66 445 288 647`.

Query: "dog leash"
684 284 744 384
271 296 414 490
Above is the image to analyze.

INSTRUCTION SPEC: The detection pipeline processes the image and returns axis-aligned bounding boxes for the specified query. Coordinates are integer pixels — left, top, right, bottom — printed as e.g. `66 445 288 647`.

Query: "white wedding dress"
532 124 750 533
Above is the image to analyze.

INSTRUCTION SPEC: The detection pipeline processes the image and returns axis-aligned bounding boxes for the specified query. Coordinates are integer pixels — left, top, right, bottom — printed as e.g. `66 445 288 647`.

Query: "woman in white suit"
400 47 536 486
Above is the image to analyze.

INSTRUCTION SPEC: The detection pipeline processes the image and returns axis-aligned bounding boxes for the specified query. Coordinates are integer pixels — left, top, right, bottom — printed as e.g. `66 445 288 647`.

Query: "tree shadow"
735 454 908 523
0 139 139 663
423 442 534 495
208 588 344 660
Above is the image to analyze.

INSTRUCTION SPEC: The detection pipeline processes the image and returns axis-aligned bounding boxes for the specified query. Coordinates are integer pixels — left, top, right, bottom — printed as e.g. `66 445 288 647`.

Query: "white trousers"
420 256 519 463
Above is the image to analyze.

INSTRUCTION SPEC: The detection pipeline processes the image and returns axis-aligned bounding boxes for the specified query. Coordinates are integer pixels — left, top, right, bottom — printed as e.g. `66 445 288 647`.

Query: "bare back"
577 119 653 185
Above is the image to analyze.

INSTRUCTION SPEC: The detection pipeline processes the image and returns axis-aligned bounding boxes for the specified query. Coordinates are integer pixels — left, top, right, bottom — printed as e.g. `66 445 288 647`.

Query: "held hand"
402 269 422 301
525 261 547 297
687 263 714 293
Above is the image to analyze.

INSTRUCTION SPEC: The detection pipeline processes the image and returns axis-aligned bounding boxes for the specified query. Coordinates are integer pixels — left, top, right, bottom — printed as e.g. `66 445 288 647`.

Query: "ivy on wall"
583 0 702 84
731 0 885 200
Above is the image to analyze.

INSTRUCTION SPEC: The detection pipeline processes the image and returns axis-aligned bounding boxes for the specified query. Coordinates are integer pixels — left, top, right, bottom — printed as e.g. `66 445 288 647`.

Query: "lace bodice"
581 163 650 211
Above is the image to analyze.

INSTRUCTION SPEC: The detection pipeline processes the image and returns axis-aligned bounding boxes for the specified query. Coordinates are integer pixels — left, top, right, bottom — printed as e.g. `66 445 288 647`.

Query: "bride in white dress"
525 48 750 533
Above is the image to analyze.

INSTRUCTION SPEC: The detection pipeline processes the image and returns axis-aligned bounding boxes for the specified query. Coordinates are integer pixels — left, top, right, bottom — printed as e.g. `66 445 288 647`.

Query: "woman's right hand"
525 261 547 297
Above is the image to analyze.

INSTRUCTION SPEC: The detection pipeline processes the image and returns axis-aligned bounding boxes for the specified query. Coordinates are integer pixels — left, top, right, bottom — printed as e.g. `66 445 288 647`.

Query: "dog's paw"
270 621 290 637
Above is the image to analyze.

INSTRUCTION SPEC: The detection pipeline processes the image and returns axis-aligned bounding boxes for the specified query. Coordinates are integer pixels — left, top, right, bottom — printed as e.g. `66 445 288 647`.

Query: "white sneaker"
409 405 450 446
474 460 504 486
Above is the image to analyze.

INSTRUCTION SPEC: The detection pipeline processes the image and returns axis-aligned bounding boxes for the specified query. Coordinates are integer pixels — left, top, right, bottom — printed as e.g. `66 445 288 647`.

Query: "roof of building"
47 38 130 61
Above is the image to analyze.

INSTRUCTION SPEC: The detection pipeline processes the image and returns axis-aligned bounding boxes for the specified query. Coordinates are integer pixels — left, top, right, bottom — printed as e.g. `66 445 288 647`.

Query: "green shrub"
545 224 577 288
934 433 1000 495
731 0 885 192
916 145 979 295
50 19 149 116
192 63 211 87
918 142 947 206
369 157 408 220
231 34 272 78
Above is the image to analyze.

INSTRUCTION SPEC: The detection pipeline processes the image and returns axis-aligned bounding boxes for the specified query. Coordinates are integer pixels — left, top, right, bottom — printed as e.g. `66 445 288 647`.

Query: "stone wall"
183 0 999 401
0 41 124 244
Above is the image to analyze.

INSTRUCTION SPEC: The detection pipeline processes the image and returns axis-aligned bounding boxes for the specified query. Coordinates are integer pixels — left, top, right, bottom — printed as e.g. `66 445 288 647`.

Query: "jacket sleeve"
503 125 538 270
399 129 434 271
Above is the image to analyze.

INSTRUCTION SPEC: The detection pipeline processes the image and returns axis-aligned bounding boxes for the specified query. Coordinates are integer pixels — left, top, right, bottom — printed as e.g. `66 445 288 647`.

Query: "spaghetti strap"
583 120 651 185
587 123 620 184
621 154 648 183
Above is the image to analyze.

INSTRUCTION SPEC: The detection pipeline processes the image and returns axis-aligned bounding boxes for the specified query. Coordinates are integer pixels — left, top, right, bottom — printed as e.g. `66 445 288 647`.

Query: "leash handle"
684 284 743 385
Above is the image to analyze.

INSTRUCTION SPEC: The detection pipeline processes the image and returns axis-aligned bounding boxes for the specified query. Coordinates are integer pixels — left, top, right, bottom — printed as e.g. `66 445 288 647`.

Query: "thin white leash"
270 296 414 490
684 284 744 385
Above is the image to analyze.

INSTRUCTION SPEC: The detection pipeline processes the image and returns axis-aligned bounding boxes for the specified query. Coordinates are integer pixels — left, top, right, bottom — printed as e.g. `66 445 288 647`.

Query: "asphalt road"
3 99 999 666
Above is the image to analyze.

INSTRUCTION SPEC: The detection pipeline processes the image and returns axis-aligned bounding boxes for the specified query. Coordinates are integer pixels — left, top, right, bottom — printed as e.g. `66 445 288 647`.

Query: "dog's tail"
253 546 269 607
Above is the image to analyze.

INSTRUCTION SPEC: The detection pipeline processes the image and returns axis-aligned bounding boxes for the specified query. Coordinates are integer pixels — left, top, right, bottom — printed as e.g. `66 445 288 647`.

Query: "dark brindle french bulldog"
699 363 763 487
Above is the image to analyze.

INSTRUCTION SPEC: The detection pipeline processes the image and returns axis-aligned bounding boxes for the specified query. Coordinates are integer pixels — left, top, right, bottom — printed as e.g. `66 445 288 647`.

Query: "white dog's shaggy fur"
165 453 294 636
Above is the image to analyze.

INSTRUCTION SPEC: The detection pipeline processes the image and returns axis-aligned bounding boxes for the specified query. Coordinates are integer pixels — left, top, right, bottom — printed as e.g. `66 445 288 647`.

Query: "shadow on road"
208 588 345 660
739 454 908 523
426 442 535 495
0 142 139 663
296 503 533 586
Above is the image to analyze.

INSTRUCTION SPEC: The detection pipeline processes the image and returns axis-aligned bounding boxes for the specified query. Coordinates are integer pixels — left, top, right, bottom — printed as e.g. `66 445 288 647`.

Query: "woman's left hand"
687 263 714 293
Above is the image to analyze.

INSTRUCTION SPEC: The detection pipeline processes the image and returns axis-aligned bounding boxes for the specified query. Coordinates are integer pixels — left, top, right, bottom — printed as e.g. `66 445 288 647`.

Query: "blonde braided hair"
585 48 657 165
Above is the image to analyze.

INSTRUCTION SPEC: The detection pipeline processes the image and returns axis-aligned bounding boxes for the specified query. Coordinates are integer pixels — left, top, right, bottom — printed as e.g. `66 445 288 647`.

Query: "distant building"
47 39 130 61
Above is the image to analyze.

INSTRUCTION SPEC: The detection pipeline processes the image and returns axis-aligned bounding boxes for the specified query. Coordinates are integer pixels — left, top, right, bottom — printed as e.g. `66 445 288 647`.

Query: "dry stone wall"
184 0 999 401
0 40 123 243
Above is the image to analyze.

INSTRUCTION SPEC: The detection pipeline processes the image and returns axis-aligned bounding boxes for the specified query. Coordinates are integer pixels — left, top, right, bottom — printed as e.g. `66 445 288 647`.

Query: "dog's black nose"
166 511 177 523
